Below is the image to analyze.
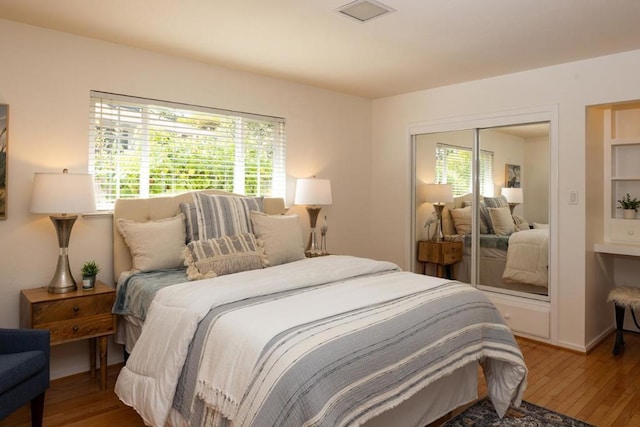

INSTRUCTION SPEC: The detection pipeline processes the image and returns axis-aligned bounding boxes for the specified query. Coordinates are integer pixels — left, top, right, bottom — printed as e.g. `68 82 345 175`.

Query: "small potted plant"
81 260 100 290
617 193 640 219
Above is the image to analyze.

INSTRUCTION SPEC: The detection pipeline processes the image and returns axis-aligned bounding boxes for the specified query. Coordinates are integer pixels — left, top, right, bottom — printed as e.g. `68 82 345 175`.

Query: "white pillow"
450 206 472 235
117 214 186 272
250 211 305 267
533 222 549 229
488 207 515 236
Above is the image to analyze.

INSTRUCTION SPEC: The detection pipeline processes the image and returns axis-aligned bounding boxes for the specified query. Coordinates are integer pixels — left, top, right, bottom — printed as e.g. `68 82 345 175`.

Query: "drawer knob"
72 325 79 332
73 306 80 312
628 230 635 236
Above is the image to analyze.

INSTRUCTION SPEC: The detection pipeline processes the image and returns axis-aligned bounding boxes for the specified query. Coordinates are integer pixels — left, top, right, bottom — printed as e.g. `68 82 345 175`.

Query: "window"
435 144 494 196
88 91 286 210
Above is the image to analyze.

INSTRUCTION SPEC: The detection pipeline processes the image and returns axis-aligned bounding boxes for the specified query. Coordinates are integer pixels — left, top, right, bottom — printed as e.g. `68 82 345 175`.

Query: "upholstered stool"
607 287 640 355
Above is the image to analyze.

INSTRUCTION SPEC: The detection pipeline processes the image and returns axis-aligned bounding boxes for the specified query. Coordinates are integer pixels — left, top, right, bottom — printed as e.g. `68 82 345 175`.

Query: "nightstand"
417 240 463 279
20 280 116 389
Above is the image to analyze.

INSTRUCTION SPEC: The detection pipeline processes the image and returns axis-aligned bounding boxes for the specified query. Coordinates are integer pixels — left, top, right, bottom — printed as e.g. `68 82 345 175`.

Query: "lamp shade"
31 171 96 215
423 183 453 204
294 178 332 206
501 187 524 204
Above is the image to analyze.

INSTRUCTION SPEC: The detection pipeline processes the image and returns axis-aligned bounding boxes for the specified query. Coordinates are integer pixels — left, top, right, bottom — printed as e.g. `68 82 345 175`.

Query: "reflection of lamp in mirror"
294 177 332 255
424 183 453 241
501 187 523 214
30 169 96 293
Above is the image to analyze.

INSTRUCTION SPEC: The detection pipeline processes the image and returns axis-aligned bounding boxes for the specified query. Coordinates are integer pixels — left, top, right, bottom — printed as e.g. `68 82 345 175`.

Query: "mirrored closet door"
412 117 553 302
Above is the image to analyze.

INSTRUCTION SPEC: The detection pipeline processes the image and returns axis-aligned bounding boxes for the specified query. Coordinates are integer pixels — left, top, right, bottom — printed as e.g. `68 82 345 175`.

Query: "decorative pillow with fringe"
513 214 530 232
182 233 264 280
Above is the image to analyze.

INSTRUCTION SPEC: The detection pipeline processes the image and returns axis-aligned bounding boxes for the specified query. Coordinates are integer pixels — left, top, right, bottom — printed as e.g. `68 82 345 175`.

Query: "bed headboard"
113 190 286 282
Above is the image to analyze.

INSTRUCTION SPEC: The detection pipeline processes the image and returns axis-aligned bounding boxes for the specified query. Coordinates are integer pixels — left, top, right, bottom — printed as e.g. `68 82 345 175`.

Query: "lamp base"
47 215 78 294
305 206 323 254
47 254 77 293
433 203 446 242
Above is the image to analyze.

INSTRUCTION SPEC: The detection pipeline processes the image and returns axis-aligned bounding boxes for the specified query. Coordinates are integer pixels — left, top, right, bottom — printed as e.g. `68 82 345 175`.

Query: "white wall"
371 49 640 351
0 19 373 379
523 135 550 224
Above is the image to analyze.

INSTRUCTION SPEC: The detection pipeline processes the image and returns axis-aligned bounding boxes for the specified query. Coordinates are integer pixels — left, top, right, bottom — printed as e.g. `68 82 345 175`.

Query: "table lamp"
424 183 453 241
30 169 96 293
294 177 332 255
501 187 523 214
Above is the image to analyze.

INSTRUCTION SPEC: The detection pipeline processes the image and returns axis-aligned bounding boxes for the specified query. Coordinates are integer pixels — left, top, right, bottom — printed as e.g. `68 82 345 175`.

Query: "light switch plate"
569 190 578 205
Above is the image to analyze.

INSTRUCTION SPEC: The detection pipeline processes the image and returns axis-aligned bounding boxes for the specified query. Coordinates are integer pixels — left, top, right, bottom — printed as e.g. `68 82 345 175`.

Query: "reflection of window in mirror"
436 144 494 196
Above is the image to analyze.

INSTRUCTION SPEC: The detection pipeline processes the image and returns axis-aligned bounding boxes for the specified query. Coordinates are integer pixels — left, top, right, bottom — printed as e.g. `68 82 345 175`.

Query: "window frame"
88 91 286 211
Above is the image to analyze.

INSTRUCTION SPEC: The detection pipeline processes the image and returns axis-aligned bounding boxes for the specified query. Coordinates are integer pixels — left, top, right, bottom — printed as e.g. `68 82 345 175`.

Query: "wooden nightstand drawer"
40 314 115 344
417 240 463 279
440 244 463 264
20 281 116 389
32 293 115 324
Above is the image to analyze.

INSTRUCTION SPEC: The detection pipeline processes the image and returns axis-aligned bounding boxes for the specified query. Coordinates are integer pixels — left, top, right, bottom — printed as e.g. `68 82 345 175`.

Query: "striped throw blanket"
116 256 527 426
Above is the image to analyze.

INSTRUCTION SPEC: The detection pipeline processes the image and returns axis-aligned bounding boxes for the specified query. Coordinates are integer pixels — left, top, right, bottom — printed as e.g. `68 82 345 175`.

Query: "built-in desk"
594 243 640 257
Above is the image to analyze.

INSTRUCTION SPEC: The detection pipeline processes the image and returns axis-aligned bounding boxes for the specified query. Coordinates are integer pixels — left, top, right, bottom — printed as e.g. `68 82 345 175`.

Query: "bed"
112 190 527 427
441 194 549 296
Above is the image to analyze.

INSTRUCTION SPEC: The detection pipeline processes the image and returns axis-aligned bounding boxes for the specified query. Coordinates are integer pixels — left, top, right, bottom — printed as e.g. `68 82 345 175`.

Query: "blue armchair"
0 328 50 427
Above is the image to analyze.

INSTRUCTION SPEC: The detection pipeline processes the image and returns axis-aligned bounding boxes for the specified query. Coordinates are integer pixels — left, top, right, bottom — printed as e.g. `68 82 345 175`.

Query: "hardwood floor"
2 332 639 426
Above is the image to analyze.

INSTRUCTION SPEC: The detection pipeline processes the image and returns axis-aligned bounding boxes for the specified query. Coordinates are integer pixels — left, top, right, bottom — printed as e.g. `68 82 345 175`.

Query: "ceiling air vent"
336 0 395 23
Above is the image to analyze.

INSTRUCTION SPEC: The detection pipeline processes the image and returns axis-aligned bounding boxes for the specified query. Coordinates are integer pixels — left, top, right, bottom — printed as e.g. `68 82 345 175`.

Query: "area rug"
442 397 594 426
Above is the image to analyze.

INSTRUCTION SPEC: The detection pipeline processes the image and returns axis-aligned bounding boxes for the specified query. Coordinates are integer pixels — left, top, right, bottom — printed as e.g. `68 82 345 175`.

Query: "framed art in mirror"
505 163 521 188
0 104 7 219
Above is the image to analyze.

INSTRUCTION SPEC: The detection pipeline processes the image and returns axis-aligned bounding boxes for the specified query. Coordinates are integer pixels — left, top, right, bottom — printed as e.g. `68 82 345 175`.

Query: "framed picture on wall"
505 163 520 188
0 104 7 220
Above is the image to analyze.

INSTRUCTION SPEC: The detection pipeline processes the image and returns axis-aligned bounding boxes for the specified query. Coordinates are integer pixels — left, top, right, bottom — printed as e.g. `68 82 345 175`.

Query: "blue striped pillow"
192 193 264 241
180 202 199 243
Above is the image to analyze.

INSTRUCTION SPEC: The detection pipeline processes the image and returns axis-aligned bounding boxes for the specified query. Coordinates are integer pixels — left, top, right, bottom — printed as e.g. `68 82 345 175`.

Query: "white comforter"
116 256 526 426
116 256 401 426
502 229 549 287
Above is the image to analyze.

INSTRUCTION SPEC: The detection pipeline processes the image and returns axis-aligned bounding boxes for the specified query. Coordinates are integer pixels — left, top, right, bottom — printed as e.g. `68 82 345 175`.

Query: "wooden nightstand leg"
436 265 445 278
99 336 108 389
89 337 96 378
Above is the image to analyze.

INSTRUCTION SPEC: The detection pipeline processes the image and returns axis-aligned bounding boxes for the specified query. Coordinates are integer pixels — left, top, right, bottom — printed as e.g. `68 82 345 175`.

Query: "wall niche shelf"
604 102 640 243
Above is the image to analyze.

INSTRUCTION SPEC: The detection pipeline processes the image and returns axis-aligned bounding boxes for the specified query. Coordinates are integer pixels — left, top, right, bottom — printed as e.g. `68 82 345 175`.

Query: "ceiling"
2 0 640 98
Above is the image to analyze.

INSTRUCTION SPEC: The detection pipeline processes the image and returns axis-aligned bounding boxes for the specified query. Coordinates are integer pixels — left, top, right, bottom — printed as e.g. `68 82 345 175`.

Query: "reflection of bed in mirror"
441 194 549 297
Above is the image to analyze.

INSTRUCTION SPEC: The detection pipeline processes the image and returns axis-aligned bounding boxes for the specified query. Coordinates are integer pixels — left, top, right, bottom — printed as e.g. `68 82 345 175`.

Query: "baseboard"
585 326 615 353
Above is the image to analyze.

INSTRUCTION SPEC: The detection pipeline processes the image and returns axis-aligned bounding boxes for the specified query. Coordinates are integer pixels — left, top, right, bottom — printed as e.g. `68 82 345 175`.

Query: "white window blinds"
88 91 286 210
435 144 494 196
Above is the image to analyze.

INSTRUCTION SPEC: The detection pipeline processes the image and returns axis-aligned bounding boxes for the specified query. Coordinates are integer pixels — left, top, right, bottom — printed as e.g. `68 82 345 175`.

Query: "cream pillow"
450 206 472 235
488 207 515 236
250 211 305 266
533 222 549 229
117 214 186 272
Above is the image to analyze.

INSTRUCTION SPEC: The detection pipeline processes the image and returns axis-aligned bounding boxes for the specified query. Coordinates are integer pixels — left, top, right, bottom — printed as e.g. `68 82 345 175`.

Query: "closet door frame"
409 105 559 341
